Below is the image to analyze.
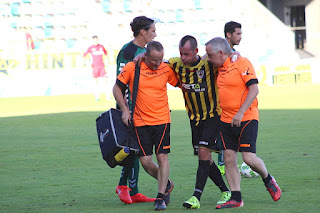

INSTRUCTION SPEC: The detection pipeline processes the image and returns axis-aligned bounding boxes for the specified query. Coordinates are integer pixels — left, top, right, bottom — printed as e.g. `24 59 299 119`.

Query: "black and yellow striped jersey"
167 56 221 122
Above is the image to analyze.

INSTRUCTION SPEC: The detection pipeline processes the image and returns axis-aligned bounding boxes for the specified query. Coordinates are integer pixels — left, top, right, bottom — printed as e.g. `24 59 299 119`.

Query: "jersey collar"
222 57 232 68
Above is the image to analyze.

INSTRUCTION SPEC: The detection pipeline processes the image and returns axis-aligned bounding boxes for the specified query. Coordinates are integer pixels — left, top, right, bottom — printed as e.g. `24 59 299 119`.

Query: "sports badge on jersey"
196 69 204 79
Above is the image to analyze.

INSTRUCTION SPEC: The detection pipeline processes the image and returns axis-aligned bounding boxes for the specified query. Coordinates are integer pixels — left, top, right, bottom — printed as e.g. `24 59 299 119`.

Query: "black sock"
230 191 242 202
208 162 229 192
263 174 272 185
157 193 165 199
193 160 210 201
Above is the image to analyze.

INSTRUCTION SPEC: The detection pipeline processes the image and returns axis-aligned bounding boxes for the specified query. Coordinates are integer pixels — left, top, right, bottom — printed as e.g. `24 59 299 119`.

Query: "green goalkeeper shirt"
116 41 146 109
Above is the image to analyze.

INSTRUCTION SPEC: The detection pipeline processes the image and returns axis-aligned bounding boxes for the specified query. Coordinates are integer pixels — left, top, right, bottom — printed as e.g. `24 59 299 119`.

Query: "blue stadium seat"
34 40 42 49
44 26 53 38
199 32 208 45
67 38 76 48
44 14 54 27
102 0 111 13
194 0 202 9
123 0 132 12
176 9 184 22
10 2 20 16
11 22 17 28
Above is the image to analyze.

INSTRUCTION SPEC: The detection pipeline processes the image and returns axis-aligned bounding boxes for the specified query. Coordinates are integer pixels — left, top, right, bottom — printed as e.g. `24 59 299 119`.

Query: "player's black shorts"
190 115 220 155
135 123 170 157
220 120 258 153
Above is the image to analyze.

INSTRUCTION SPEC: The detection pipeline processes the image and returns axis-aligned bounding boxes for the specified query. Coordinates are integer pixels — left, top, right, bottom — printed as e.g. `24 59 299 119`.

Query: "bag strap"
126 64 140 148
130 64 140 122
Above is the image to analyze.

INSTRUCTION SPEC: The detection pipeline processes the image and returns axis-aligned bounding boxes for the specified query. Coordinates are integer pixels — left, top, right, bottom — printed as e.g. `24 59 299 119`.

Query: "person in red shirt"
23 27 35 50
83 35 109 101
205 37 281 209
113 41 179 211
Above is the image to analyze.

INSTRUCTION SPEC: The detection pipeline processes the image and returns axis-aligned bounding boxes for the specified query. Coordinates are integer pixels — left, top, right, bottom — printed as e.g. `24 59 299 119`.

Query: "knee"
156 154 168 166
242 153 256 167
198 147 211 161
223 150 236 164
139 156 151 168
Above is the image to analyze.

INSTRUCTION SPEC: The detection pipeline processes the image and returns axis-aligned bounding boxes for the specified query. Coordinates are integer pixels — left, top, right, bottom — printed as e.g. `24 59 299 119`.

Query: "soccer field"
1 84 320 212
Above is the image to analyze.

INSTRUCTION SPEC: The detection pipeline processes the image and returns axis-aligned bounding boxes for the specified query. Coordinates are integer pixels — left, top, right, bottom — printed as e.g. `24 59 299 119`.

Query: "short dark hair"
92 35 98 39
146 41 163 56
130 16 155 37
179 35 197 50
224 21 241 38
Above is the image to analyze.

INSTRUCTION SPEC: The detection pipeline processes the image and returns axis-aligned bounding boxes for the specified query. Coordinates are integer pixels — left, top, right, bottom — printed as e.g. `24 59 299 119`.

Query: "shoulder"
121 41 141 60
168 57 181 64
125 61 135 69
231 57 253 69
119 41 131 51
167 57 183 70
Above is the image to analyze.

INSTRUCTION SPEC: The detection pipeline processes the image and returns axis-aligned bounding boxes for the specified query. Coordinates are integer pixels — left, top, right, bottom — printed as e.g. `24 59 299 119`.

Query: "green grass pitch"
0 84 320 212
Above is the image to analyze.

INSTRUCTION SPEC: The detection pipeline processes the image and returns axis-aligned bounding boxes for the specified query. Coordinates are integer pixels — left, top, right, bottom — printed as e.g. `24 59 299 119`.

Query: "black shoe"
163 180 174 205
154 198 166 211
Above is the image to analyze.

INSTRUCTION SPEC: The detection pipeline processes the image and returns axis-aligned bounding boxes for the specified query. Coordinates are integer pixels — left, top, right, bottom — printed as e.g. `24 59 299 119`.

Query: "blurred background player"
224 21 242 51
217 21 243 176
83 35 109 102
114 16 156 204
23 27 35 51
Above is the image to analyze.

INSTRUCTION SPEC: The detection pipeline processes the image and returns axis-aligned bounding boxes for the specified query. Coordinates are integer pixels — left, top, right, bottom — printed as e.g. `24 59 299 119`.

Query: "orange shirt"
117 61 179 126
217 57 259 123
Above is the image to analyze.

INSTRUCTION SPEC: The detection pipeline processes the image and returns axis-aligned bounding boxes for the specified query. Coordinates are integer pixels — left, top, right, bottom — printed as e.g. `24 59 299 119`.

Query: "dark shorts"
220 120 258 153
190 115 220 155
135 124 171 157
92 66 106 78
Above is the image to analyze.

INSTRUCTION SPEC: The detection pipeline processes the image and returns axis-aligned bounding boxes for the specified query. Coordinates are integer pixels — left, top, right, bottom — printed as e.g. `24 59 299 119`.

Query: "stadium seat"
31 1 44 16
20 2 32 15
163 10 176 23
10 22 17 28
34 39 42 49
10 2 20 16
123 0 132 12
176 9 184 22
31 14 44 28
55 38 67 49
102 0 111 13
44 26 53 38
33 26 45 40
194 0 202 9
199 32 208 45
0 3 11 17
44 15 54 27
67 38 76 48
